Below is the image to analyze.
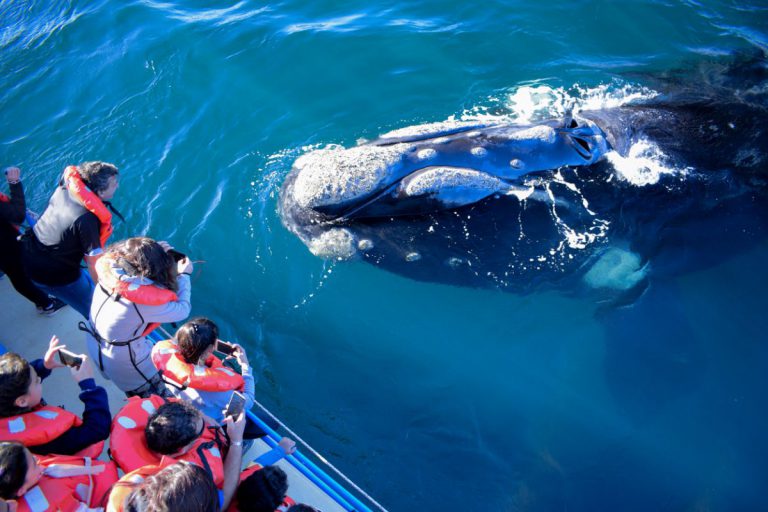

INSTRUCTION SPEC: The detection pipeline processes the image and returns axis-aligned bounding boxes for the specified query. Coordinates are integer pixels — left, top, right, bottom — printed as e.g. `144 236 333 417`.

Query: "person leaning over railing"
151 318 255 423
20 162 119 319
82 237 193 398
0 166 65 315
0 336 110 458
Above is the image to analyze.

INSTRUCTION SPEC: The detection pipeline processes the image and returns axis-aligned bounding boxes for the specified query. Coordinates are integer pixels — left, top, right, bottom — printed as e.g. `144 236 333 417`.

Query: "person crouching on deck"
82 237 193 398
0 336 110 458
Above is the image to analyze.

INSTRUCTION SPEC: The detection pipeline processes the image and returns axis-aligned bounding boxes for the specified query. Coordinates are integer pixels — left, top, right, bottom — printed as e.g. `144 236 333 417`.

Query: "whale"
278 54 768 299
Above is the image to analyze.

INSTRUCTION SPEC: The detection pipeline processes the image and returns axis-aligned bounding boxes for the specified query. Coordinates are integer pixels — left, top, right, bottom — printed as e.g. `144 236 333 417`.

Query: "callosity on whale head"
278 54 768 297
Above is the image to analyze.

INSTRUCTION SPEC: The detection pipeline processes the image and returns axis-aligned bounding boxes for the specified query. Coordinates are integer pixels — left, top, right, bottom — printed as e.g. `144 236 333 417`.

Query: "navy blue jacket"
28 359 112 456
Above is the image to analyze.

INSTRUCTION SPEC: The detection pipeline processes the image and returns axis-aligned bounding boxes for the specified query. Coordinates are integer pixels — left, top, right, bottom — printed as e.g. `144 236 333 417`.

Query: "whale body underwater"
279 55 768 300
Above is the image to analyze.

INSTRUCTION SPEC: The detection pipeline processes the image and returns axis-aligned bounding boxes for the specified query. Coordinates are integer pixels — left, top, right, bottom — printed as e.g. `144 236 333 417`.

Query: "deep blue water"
2 1 768 510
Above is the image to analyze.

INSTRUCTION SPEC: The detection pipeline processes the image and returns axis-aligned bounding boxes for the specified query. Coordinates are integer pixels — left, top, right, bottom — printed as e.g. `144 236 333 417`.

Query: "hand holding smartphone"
57 348 84 369
224 391 246 420
216 340 238 356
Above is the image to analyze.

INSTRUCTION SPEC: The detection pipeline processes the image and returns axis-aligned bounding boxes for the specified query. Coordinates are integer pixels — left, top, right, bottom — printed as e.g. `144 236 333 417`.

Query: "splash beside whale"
278 55 768 298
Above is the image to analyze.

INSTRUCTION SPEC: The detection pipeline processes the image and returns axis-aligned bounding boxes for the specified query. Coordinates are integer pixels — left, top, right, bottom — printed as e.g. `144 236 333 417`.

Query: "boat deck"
0 276 347 511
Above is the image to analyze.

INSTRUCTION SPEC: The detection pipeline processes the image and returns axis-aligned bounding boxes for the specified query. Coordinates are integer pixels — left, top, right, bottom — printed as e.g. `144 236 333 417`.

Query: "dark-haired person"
227 465 295 512
83 237 193 397
151 317 256 423
0 441 118 512
109 398 231 488
21 162 120 319
106 462 219 512
0 166 66 315
110 397 294 508
0 336 110 457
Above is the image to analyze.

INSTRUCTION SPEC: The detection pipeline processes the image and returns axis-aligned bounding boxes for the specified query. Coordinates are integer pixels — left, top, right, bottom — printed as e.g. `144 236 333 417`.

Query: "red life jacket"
105 462 174 512
95 253 179 337
110 396 226 487
151 339 244 392
62 165 112 248
17 455 118 512
0 405 104 457
225 465 296 512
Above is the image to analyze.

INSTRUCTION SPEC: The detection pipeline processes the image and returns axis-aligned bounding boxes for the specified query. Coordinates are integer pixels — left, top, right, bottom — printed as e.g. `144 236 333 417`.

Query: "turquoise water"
2 1 768 510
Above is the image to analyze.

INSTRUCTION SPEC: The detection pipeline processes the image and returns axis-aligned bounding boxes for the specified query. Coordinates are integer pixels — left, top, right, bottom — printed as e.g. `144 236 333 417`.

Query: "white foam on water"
502 81 660 124
606 139 691 186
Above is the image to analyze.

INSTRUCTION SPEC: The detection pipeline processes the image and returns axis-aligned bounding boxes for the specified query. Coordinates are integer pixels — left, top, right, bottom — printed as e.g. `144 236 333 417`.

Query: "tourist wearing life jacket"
0 441 118 512
0 166 66 316
152 318 256 423
83 237 193 397
21 162 119 319
110 397 231 487
227 464 295 512
0 337 110 458
106 461 219 512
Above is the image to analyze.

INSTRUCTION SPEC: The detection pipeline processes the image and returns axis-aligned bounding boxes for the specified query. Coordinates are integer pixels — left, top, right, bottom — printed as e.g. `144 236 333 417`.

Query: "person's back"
84 237 192 397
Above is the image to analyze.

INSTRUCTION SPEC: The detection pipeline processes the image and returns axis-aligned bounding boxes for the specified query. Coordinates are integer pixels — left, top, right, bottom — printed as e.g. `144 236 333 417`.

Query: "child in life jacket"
0 336 110 457
0 441 118 512
151 317 255 424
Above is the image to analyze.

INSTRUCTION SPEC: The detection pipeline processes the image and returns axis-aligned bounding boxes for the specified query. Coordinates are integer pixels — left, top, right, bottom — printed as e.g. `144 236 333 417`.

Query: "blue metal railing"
146 330 375 512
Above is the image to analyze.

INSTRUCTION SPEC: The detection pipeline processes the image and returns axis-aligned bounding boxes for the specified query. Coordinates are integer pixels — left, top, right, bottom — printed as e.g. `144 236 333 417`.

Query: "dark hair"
124 462 218 512
286 505 320 512
175 318 219 363
108 237 178 292
78 161 119 194
0 353 31 417
145 401 202 455
236 465 288 512
0 442 27 500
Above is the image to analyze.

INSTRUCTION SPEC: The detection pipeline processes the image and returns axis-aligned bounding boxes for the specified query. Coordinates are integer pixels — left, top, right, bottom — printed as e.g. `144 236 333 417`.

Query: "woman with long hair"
83 237 193 397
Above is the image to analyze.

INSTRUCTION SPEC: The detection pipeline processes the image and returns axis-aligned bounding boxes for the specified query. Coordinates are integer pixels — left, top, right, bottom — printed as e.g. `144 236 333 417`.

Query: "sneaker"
37 298 67 316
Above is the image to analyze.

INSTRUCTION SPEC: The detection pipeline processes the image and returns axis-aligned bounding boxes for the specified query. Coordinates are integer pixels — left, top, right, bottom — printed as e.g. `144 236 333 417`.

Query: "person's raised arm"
220 412 246 511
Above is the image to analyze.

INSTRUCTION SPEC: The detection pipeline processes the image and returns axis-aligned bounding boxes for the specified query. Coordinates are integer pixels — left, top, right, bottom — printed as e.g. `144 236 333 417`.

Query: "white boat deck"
0 276 347 511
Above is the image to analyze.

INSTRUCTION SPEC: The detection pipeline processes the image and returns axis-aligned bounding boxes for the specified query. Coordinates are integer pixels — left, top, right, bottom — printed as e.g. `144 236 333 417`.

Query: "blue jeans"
33 270 95 320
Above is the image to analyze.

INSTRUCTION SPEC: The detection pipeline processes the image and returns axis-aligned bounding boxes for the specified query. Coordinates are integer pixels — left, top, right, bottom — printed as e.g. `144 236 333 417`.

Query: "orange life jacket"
17 455 118 512
105 462 175 512
0 405 105 459
151 339 244 392
110 396 226 487
62 165 112 248
225 465 296 512
95 253 179 338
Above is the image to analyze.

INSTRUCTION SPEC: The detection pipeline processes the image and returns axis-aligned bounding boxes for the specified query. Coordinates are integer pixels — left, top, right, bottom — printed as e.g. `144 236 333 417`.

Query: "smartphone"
216 340 237 356
167 248 187 262
58 349 83 369
224 391 246 419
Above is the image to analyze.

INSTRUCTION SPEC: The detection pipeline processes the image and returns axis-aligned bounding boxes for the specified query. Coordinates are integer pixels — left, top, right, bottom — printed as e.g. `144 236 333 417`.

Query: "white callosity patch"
606 139 690 186
308 228 357 259
292 144 405 209
379 120 481 139
401 167 507 208
505 125 557 143
583 247 648 290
